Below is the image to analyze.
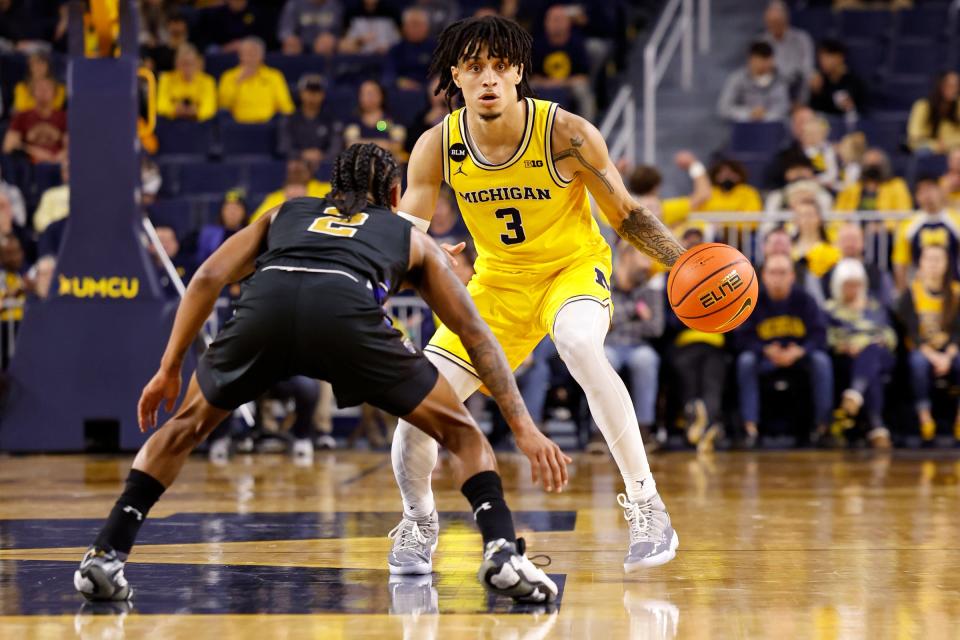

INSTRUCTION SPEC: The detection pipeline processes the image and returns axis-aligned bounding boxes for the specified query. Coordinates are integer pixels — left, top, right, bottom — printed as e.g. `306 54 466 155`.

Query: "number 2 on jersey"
495 207 526 245
308 208 369 238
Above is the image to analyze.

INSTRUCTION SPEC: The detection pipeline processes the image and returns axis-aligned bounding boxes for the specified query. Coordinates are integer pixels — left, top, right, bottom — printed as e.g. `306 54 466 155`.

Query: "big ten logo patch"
58 276 140 299
524 160 544 168
698 269 743 309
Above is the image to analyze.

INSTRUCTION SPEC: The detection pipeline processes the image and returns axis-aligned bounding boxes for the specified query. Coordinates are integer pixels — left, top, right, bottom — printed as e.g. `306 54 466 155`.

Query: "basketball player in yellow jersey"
387 16 686 575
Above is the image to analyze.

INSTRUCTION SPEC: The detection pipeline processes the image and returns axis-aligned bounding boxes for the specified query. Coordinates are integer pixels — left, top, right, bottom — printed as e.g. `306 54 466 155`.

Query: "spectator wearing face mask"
825 258 895 449
834 148 912 213
765 158 834 215
697 158 764 242
718 41 790 123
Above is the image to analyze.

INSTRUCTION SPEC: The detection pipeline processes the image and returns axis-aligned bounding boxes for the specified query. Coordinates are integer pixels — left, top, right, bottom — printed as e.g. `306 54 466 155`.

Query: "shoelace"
486 537 552 568
388 518 431 552
617 493 658 543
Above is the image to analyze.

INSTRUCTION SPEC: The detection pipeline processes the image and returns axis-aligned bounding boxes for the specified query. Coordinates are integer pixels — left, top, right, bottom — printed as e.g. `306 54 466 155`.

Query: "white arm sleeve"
397 210 431 233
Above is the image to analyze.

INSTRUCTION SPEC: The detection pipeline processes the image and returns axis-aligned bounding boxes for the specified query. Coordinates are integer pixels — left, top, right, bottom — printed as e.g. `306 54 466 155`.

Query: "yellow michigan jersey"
425 98 613 374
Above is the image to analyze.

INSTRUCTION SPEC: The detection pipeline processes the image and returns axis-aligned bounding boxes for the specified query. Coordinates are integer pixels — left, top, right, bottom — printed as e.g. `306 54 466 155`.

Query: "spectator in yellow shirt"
834 148 913 212
908 72 960 154
157 44 217 122
217 37 295 124
626 151 712 228
698 158 764 244
250 158 330 222
12 51 66 114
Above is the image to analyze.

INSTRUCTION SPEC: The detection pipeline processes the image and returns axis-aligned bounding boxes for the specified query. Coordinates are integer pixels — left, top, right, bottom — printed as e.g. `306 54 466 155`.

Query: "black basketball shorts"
196 268 439 417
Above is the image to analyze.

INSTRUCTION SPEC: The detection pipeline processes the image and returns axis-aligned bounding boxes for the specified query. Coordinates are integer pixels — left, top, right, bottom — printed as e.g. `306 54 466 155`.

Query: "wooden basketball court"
1 450 958 639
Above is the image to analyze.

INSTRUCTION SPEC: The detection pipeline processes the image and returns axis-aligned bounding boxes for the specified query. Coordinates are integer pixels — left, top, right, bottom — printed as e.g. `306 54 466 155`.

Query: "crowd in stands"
0 0 637 460
598 0 960 451
3 0 960 455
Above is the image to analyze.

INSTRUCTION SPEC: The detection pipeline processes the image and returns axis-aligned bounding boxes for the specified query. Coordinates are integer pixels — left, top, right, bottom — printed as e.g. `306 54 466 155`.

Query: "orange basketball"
667 243 758 333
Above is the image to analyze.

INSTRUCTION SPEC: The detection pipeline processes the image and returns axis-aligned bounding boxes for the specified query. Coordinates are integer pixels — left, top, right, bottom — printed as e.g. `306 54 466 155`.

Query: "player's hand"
137 368 181 432
515 428 573 493
440 242 466 268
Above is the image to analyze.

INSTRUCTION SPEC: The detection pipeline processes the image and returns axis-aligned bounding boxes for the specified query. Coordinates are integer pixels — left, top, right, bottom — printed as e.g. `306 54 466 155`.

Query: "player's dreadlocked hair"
328 143 401 216
429 15 534 110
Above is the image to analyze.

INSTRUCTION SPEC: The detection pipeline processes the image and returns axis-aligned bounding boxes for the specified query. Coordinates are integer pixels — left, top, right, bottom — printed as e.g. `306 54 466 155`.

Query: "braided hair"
429 15 534 110
328 143 401 216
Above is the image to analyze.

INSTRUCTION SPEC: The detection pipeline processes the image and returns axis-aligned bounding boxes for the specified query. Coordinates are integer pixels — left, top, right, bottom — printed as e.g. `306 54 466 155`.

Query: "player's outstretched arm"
406 230 572 492
398 125 444 230
552 111 686 267
138 209 276 431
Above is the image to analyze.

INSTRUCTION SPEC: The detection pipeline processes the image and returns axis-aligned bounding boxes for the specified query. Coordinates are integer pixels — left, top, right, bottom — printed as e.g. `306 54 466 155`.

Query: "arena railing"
685 210 915 266
643 0 697 164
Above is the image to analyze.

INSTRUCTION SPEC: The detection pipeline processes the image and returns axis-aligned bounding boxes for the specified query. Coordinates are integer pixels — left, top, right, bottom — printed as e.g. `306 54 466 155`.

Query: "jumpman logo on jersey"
473 502 492 520
454 164 468 177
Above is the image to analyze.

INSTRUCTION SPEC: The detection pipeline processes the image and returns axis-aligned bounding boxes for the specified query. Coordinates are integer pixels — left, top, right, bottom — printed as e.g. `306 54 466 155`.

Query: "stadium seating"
175 161 243 197
728 121 786 155
836 10 894 41
264 53 327 86
243 159 289 194
888 40 949 78
156 119 216 158
330 55 386 86
873 78 928 112
386 87 427 129
844 41 885 81
218 118 278 158
896 5 949 39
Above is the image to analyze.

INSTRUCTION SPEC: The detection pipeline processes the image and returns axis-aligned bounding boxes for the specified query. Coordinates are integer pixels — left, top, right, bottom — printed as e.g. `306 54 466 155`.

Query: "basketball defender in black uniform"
74 144 569 605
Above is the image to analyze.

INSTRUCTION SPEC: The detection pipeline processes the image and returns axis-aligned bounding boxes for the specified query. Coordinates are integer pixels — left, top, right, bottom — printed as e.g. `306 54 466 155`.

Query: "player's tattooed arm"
618 204 685 267
551 135 614 194
551 110 685 267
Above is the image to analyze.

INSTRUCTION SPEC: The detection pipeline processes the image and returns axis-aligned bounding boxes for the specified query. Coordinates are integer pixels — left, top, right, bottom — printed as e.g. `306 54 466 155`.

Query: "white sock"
553 299 654 503
391 352 482 521
391 419 439 520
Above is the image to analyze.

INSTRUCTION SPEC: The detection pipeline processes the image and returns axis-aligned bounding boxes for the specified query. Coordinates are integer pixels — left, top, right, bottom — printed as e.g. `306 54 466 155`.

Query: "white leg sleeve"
552 299 655 501
391 351 482 519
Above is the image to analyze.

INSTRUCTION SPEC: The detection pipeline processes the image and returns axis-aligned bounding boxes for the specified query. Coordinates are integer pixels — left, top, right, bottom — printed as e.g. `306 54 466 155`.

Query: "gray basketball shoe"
478 538 558 604
74 547 133 601
387 511 439 575
618 493 679 572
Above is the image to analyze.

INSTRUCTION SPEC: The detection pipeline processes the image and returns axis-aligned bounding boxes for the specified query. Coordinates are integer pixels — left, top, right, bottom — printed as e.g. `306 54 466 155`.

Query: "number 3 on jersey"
495 207 526 245
308 207 369 238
